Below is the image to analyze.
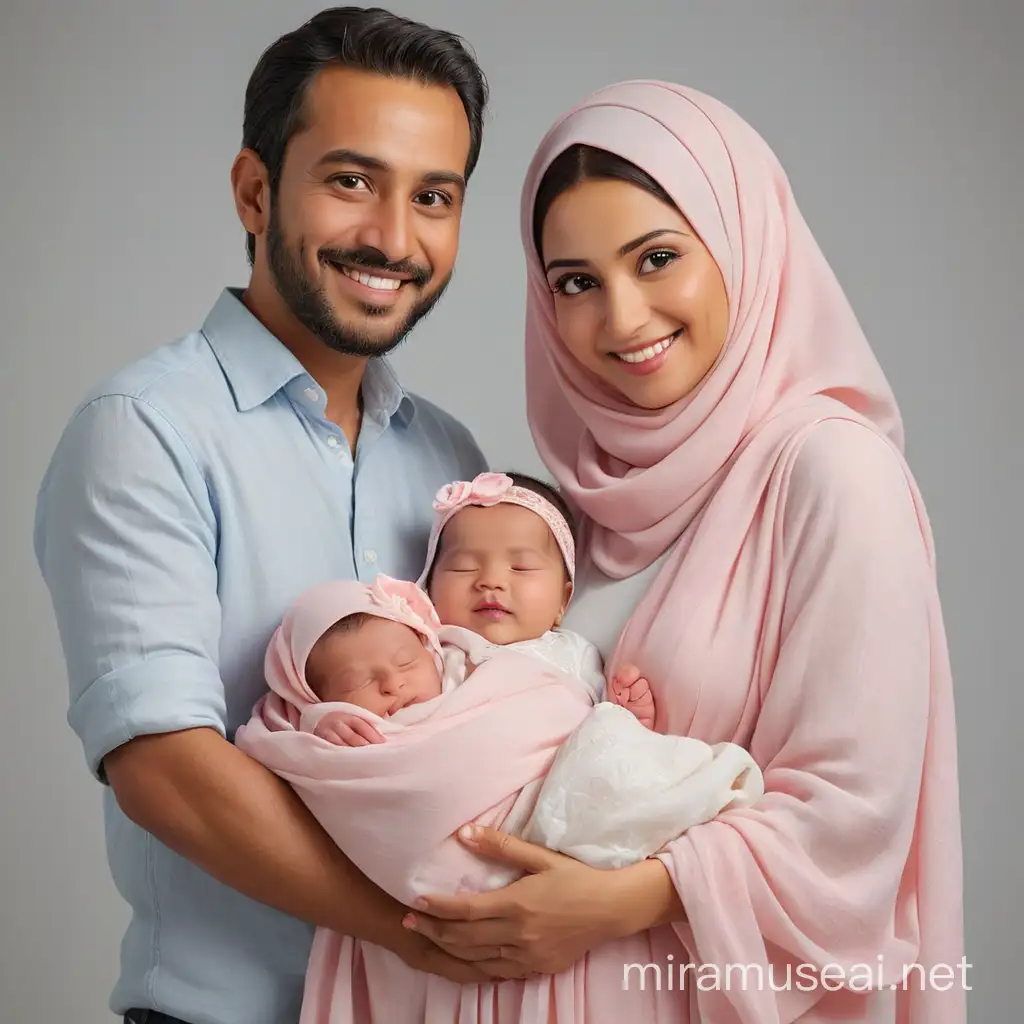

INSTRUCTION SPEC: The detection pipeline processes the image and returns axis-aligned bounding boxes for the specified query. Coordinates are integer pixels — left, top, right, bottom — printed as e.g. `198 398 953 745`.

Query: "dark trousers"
124 1011 192 1024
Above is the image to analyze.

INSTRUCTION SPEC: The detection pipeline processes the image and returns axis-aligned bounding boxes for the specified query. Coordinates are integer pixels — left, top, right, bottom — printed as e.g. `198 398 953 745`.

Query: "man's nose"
351 194 411 264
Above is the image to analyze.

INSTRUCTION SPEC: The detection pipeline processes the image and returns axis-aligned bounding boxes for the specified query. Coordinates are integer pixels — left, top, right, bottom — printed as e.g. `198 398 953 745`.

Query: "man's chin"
309 301 410 357
320 331 408 359
309 272 449 358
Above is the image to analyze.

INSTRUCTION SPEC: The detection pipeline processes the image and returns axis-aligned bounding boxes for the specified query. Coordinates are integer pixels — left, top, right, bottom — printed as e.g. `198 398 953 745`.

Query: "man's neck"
241 279 366 451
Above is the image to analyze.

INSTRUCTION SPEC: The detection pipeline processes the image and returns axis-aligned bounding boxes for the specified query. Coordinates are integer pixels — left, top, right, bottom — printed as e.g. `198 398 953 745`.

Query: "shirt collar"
202 288 415 425
362 354 416 427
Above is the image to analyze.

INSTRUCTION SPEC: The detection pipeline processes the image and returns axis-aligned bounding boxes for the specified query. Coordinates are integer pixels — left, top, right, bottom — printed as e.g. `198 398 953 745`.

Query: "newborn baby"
304 611 446 738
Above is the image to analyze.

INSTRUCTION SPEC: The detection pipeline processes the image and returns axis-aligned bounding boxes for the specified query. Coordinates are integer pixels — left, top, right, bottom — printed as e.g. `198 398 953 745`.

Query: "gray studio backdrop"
1 1 1019 1021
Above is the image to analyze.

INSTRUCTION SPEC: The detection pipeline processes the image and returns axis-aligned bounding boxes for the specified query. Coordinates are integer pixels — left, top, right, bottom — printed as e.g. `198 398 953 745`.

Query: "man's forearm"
103 726 402 945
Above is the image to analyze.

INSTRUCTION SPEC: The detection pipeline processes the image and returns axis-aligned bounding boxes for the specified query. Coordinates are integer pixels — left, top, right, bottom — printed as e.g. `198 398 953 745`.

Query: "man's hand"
390 922 495 984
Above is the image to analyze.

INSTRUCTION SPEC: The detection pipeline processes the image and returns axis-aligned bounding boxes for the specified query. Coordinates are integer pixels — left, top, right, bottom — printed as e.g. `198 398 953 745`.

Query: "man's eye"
330 175 368 190
416 190 452 207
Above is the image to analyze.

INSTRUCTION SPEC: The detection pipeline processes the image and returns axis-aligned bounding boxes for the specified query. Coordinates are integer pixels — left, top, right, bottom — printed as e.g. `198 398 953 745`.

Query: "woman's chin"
612 372 700 411
604 350 716 411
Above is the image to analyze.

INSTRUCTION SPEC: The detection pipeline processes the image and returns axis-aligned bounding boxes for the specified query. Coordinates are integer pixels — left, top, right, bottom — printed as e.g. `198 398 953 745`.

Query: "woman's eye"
639 250 677 274
553 274 595 296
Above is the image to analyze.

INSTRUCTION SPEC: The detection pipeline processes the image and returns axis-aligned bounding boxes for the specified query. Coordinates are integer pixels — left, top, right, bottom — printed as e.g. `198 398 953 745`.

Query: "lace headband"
417 472 576 587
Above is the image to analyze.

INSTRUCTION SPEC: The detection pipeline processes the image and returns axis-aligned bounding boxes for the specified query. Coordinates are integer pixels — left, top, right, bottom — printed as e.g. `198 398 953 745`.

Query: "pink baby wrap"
234 576 598 1021
236 576 595 904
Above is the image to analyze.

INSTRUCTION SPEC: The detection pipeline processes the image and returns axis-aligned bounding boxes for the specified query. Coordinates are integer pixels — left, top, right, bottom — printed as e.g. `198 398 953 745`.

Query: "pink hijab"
522 82 964 1022
523 80 902 576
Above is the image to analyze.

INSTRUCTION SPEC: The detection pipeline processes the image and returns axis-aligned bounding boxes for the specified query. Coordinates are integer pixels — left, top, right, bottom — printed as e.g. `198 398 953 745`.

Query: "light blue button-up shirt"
33 288 488 1024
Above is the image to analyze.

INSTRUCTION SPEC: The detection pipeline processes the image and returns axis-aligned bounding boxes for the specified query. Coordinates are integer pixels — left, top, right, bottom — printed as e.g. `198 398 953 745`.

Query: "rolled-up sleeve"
34 394 225 780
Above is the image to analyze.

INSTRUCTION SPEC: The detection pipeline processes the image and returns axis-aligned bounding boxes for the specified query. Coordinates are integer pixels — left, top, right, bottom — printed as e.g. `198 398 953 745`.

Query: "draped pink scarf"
522 81 965 1022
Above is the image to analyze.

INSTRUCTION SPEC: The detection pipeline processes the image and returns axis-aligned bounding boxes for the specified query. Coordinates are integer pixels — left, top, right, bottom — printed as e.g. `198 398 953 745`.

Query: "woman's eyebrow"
544 228 690 273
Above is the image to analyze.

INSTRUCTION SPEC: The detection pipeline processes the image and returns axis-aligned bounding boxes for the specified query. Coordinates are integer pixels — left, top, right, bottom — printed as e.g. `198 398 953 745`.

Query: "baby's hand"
313 711 385 747
609 664 656 729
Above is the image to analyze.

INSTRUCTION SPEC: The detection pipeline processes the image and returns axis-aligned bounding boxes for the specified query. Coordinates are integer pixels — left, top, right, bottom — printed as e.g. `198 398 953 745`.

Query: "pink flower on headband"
368 575 441 636
418 473 577 588
433 472 513 513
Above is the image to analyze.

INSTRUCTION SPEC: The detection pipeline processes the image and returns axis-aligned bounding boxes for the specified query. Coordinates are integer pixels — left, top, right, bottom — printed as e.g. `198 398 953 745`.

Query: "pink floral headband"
417 472 576 587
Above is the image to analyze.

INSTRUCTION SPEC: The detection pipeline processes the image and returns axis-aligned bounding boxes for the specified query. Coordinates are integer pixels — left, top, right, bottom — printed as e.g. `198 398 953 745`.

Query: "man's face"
265 66 471 357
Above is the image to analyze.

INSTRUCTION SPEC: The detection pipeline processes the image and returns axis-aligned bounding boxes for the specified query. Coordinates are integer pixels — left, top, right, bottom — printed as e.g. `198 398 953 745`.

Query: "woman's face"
540 178 730 410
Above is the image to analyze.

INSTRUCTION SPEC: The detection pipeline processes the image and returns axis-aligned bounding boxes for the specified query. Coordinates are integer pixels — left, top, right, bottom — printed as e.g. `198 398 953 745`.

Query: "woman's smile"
608 328 683 374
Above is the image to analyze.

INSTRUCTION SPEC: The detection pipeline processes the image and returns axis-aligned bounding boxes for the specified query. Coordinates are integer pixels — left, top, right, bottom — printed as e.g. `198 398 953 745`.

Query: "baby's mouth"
474 601 510 620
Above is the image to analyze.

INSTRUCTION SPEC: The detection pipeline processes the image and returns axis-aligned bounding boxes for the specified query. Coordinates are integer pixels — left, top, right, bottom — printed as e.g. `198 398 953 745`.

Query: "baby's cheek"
431 588 472 626
354 690 387 714
529 581 567 625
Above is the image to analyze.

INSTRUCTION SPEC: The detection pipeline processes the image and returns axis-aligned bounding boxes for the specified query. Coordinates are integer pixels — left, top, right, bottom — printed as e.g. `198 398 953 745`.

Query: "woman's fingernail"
402 914 416 929
459 825 479 841
413 897 428 910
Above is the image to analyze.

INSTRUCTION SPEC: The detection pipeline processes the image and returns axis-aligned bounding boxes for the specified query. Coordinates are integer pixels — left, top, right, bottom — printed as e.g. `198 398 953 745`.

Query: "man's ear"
231 148 271 242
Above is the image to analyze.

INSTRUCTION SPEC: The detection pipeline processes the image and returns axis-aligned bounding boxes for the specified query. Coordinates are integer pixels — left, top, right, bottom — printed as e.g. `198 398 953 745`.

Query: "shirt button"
364 549 378 563
304 386 319 403
326 436 339 447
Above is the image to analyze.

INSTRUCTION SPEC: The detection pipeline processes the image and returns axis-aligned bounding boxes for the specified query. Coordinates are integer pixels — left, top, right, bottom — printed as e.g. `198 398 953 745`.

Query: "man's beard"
266 208 450 358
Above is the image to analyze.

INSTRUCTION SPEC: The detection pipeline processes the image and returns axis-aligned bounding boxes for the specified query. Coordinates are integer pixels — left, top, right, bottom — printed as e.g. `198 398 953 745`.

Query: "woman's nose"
603 278 651 343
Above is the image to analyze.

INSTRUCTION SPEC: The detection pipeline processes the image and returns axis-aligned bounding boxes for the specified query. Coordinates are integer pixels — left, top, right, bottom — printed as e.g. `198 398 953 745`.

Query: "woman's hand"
402 825 684 979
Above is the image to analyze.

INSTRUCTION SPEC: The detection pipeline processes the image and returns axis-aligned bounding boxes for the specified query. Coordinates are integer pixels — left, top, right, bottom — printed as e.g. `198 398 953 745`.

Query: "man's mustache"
320 246 431 287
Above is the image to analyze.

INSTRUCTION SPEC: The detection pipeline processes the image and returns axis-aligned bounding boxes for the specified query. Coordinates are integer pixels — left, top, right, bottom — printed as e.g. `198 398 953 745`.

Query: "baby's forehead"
316 616 419 658
444 503 558 550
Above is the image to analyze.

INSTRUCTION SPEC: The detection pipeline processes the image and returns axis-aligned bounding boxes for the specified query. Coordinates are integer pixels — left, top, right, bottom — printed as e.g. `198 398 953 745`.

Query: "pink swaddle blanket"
234 575 596 907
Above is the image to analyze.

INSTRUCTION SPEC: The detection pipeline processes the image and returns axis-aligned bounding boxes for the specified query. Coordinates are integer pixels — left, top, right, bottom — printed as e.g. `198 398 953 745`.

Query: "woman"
404 81 965 1022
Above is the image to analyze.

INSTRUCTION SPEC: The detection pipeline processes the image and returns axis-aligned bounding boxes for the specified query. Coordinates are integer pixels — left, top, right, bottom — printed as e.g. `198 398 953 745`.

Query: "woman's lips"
610 329 683 376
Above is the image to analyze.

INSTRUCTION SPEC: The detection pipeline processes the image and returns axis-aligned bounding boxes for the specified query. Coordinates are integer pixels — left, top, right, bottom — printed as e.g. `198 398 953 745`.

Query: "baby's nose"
379 671 403 693
475 568 508 589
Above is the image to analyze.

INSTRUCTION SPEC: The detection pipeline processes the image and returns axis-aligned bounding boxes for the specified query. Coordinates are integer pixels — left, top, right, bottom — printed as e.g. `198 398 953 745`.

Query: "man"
34 8 492 1023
